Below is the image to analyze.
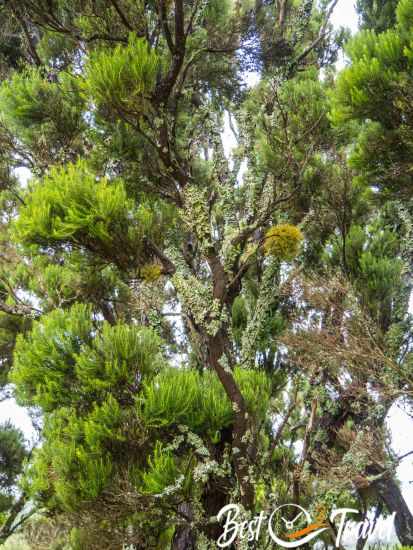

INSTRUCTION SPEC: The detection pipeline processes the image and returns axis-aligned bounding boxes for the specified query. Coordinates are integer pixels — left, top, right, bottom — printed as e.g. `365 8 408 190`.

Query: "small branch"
272 386 299 449
144 238 176 275
397 449 413 463
110 0 134 31
185 0 203 37
295 0 338 65
293 398 318 503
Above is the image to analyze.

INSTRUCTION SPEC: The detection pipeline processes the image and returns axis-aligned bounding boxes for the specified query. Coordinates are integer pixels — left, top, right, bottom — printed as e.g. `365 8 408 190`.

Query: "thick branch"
0 299 38 317
155 0 186 103
158 0 175 52
206 329 254 508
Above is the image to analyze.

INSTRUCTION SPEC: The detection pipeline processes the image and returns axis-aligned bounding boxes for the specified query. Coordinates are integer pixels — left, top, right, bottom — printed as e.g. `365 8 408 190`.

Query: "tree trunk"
202 472 231 541
206 328 254 508
372 474 413 546
172 503 196 550
171 525 196 550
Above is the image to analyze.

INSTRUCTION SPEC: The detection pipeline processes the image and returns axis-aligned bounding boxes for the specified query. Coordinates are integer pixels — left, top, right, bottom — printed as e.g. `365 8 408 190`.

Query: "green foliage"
253 70 331 178
139 367 271 436
14 160 174 270
0 68 85 163
331 0 413 196
140 442 182 496
84 33 159 115
11 303 164 411
0 422 27 513
326 222 403 329
357 0 399 32
231 296 249 345
331 29 405 126
24 401 119 510
11 303 94 410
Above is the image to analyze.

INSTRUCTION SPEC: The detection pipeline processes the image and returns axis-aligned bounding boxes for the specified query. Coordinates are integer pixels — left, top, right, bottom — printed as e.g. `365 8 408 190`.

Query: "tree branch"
144 238 176 275
110 0 134 31
295 0 338 65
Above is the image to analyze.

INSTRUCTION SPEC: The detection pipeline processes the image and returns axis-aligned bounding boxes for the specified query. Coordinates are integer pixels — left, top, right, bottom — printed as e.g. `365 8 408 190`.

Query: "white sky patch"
331 0 360 70
243 71 260 88
387 403 413 513
13 167 32 188
223 111 238 162
0 399 36 445
331 0 359 33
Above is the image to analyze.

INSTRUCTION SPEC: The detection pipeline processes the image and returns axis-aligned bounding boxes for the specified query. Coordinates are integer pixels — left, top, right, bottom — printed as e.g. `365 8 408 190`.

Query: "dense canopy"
0 1 412 549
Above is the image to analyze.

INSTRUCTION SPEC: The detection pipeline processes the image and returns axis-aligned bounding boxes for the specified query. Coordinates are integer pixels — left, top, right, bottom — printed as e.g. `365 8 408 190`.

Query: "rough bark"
372 473 413 546
172 518 196 550
203 250 255 509
206 328 254 508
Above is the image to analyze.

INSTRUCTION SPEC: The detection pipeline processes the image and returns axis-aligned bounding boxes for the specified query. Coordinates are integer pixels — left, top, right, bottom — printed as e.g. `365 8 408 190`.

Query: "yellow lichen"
140 263 162 282
263 224 303 260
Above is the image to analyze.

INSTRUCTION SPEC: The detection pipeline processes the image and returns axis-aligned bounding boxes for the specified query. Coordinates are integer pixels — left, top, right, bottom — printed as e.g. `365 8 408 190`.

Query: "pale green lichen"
172 273 227 337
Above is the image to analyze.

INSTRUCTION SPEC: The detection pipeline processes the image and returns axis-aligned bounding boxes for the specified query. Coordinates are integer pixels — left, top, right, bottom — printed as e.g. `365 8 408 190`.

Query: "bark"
203 250 255 509
172 502 196 550
202 475 230 541
206 329 254 508
172 528 196 550
155 0 186 103
371 473 413 546
355 502 382 550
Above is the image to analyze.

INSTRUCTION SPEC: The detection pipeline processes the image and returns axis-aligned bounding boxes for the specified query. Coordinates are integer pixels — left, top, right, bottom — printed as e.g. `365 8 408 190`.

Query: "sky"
1 0 412 543
331 0 359 34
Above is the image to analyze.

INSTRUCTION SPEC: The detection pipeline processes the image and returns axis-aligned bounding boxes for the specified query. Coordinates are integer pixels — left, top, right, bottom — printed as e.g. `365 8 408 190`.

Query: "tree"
0 422 30 544
331 0 413 200
0 0 411 548
356 0 399 32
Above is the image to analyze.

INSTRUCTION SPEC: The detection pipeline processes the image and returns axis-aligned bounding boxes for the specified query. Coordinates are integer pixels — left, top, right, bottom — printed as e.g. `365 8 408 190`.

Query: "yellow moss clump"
263 224 303 260
140 263 162 282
